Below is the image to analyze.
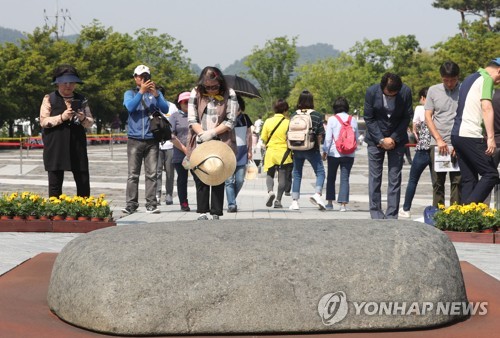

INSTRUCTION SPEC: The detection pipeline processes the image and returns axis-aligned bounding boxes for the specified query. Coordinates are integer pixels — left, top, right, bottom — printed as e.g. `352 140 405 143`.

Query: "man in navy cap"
39 64 95 198
451 58 500 203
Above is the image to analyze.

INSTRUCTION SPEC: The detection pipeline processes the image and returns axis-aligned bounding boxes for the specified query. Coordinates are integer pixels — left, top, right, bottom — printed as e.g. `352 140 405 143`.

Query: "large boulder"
47 220 468 335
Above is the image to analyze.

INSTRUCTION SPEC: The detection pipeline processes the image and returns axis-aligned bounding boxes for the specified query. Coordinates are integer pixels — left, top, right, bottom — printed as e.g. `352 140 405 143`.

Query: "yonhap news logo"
317 291 348 325
318 291 488 326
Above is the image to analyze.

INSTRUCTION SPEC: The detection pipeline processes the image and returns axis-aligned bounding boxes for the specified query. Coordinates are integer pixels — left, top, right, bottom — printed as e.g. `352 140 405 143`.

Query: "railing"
0 134 128 174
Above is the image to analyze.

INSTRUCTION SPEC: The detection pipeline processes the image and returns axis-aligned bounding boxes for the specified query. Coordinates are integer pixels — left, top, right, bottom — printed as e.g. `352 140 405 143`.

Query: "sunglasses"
204 84 220 91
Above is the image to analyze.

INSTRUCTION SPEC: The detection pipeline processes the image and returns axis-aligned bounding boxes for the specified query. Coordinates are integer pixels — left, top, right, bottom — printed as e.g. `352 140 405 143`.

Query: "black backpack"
138 92 172 144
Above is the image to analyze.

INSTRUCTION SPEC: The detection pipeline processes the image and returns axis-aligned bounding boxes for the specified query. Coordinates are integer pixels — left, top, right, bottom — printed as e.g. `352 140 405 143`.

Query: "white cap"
133 65 150 76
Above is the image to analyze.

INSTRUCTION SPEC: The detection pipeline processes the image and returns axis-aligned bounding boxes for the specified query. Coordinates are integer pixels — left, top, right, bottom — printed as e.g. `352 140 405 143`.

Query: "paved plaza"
0 143 499 280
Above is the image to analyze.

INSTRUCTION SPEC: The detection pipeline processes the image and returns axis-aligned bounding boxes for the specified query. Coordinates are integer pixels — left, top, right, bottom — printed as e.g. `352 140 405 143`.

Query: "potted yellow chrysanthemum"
433 203 499 233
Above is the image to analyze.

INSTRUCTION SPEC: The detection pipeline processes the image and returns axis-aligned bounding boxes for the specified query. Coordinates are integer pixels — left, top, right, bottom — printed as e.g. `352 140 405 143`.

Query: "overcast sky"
1 0 463 68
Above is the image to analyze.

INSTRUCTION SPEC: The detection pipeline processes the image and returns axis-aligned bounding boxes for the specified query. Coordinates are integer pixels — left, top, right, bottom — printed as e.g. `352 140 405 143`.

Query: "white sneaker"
339 205 351 212
309 193 326 211
289 200 300 210
398 208 411 218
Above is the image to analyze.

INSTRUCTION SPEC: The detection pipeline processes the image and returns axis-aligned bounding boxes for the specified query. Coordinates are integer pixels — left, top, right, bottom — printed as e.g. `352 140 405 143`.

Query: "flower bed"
0 192 115 232
433 202 498 244
434 202 499 232
0 192 112 219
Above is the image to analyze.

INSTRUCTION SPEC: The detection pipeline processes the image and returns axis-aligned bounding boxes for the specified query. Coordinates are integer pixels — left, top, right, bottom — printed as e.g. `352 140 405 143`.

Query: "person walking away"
252 114 263 149
225 95 253 213
399 87 433 218
186 66 237 220
322 96 359 212
122 64 170 214
261 99 293 209
424 61 462 207
169 91 192 211
39 64 95 198
288 90 326 211
364 73 413 219
451 58 500 204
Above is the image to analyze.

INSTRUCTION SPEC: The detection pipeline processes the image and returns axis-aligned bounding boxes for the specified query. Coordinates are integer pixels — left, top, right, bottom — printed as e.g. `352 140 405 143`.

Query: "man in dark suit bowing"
364 73 413 219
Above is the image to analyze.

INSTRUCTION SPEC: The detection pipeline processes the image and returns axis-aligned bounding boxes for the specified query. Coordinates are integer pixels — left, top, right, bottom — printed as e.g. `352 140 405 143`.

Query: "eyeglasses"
204 84 220 91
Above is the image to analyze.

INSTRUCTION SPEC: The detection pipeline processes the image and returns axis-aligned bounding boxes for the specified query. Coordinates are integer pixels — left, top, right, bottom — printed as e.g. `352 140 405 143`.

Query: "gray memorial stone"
47 219 468 335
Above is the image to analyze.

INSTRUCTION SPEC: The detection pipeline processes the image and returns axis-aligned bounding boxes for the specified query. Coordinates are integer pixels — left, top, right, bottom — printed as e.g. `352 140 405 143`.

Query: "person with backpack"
322 97 358 211
122 64 170 215
261 99 293 209
288 90 326 211
225 95 253 213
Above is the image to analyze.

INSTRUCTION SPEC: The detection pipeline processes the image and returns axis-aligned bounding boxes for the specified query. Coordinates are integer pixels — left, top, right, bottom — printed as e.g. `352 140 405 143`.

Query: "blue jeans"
325 156 354 204
126 138 159 209
402 149 432 211
225 165 246 207
292 149 325 200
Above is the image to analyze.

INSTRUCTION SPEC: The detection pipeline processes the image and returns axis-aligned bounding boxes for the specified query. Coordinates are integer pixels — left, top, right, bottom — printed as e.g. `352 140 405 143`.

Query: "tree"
75 21 136 133
0 22 197 136
0 26 69 136
432 0 500 34
133 28 196 102
291 53 380 116
433 20 500 75
244 36 299 114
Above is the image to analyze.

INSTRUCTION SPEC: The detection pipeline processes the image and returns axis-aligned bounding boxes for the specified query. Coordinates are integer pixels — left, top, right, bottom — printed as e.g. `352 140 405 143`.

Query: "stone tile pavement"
0 144 499 280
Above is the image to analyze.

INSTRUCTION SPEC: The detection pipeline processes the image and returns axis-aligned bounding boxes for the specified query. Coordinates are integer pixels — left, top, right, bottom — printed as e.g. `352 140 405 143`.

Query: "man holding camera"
122 64 170 214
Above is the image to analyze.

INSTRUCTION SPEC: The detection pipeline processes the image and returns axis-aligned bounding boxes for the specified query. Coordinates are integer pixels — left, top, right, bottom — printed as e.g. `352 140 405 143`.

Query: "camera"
142 73 151 82
70 99 82 112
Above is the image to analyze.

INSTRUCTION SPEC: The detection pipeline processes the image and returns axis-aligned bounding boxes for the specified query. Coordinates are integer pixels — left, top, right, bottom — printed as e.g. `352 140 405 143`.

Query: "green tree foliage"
244 36 299 115
133 28 196 101
433 21 500 75
0 26 69 135
290 35 432 116
432 0 500 33
0 21 195 136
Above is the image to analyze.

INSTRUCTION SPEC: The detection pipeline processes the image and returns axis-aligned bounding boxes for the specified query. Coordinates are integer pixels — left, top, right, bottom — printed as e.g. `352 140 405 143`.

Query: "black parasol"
224 75 262 99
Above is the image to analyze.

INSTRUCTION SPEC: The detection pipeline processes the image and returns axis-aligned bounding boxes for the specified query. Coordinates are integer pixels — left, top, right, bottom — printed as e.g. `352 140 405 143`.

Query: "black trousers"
451 135 499 204
48 170 90 197
266 163 293 201
191 171 225 216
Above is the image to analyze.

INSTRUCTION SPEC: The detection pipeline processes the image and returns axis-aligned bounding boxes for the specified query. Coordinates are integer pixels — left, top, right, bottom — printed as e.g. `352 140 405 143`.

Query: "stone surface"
47 219 468 335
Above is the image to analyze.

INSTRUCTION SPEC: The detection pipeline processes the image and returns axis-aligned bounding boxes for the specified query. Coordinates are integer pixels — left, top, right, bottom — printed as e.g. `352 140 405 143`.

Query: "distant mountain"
222 43 341 76
0 26 25 43
0 26 79 45
296 43 341 64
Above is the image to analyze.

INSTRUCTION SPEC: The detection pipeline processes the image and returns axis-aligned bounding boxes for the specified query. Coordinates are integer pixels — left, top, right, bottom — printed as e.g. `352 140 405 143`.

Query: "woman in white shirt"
322 97 359 211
